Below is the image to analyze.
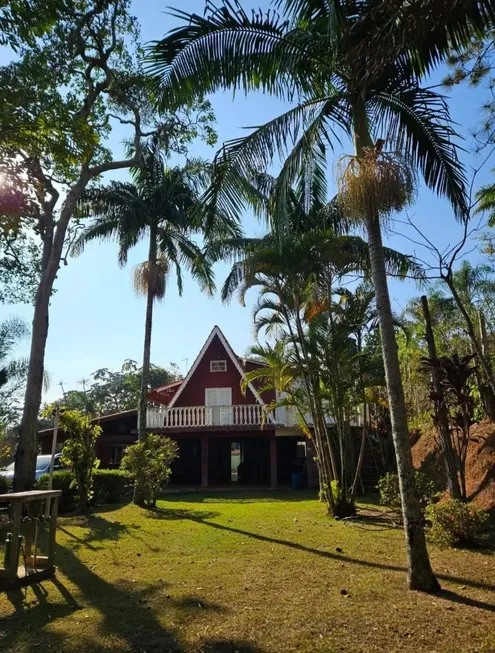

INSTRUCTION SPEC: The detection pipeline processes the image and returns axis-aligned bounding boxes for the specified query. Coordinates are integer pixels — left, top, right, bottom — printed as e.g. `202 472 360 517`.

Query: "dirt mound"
411 421 495 512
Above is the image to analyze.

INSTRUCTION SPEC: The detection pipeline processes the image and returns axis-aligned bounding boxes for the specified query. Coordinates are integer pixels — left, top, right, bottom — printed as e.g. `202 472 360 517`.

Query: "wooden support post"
269 436 278 489
6 501 22 577
24 502 34 562
47 496 59 567
201 437 209 489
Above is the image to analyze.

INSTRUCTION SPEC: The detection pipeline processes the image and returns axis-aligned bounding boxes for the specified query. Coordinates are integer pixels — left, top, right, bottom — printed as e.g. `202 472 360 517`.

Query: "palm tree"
0 317 49 435
147 0 495 591
0 317 29 390
75 141 215 451
215 184 419 515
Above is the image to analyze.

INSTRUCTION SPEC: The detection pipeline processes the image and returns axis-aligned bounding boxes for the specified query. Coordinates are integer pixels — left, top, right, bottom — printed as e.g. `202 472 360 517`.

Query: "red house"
39 326 318 488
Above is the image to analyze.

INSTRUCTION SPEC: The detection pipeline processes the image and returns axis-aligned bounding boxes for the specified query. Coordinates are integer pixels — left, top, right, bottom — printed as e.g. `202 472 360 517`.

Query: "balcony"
146 404 268 429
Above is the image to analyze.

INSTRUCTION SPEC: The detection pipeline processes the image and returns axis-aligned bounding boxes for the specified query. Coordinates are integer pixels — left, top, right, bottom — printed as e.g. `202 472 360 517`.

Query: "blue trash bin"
291 471 306 490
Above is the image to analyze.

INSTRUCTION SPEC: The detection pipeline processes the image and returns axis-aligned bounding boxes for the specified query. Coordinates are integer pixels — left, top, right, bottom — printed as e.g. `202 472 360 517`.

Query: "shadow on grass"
438 589 495 612
1 544 267 653
1 579 79 650
147 506 220 521
151 505 495 602
58 513 135 552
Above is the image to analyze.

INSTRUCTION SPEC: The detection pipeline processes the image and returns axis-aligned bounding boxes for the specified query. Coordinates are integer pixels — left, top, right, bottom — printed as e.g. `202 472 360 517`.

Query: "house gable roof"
167 325 274 423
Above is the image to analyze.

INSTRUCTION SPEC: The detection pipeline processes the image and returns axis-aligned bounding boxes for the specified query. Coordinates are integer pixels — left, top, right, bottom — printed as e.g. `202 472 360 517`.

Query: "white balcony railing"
146 404 269 429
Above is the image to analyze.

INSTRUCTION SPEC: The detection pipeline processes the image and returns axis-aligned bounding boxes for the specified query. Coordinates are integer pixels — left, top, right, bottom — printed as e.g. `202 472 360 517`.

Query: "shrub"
93 469 131 505
0 475 11 494
58 409 102 512
121 434 178 507
378 471 436 518
328 480 356 518
426 500 491 548
37 470 77 513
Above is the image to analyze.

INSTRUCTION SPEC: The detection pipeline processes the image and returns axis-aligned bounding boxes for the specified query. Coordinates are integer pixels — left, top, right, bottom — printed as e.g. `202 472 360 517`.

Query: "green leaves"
149 0 476 227
147 2 319 107
75 139 222 297
121 433 178 507
476 179 495 226
370 86 468 219
58 408 102 512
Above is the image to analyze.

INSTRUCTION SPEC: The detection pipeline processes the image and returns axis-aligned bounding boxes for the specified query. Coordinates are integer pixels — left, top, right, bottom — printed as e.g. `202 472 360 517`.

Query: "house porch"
168 433 312 489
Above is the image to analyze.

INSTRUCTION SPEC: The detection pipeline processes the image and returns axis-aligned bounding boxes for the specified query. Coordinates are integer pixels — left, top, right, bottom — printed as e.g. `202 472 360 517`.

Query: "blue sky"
4 0 495 402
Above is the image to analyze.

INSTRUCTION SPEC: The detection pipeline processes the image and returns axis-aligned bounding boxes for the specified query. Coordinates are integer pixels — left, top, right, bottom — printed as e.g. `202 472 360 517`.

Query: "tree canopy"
53 359 181 418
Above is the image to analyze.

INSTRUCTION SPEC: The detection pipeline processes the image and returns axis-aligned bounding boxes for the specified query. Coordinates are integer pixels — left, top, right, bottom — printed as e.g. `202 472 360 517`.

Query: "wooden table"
0 490 62 590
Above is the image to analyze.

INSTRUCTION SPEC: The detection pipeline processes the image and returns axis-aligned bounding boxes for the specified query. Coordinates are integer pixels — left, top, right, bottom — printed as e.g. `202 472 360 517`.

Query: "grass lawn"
0 491 494 653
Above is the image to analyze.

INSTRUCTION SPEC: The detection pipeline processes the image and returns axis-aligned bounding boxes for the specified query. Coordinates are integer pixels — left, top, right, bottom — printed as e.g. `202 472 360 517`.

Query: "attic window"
210 360 227 372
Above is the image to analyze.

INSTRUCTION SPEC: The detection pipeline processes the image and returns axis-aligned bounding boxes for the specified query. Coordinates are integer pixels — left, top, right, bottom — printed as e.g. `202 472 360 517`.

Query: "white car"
0 454 64 482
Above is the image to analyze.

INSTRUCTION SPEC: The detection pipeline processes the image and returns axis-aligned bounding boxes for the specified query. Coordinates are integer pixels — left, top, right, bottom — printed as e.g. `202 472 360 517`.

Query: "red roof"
147 379 183 405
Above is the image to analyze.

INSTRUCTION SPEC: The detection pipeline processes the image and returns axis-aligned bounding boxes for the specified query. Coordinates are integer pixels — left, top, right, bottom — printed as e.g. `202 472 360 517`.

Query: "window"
210 359 227 372
109 445 127 466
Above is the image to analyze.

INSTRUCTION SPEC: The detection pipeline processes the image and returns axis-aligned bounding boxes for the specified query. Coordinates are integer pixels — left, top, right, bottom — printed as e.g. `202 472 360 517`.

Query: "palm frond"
147 2 325 107
370 86 468 218
475 180 495 226
0 317 28 362
202 96 346 223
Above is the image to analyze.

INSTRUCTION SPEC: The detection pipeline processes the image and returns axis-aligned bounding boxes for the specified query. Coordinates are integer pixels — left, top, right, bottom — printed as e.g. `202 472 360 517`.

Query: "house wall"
174 334 271 407
38 413 138 468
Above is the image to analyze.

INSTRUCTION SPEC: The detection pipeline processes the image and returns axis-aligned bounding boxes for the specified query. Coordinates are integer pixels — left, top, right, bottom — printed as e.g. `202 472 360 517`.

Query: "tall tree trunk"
365 214 439 591
14 278 52 492
138 222 158 440
351 391 367 498
134 223 158 506
294 308 339 481
420 295 462 500
351 333 367 498
353 102 439 592
14 181 86 492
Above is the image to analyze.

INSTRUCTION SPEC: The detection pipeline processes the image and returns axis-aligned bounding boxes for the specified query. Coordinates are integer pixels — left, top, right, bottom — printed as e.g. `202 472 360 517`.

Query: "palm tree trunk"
137 222 158 441
294 308 339 481
134 222 158 506
353 101 439 592
283 305 336 511
477 310 495 419
351 333 366 498
366 214 439 591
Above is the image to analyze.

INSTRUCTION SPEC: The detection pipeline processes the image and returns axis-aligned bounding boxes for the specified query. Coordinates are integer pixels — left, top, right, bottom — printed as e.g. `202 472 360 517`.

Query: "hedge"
0 475 11 494
37 468 131 512
93 469 131 504
37 470 77 512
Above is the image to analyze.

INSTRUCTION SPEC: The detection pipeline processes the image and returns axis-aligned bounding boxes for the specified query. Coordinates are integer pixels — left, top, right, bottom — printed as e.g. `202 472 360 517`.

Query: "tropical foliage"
121 433 178 508
2 0 495 597
217 180 417 516
75 137 223 444
426 500 491 548
58 409 102 512
148 0 495 592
